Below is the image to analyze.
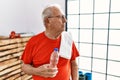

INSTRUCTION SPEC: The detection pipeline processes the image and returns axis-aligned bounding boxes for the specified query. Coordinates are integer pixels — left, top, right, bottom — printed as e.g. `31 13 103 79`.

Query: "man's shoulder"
27 32 44 44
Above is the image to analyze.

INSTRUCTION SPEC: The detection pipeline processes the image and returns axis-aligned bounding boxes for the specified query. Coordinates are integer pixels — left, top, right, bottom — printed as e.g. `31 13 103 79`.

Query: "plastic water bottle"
49 48 59 68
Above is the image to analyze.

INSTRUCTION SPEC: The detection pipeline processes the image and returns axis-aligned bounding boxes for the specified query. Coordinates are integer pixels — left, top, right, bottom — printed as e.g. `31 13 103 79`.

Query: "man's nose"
62 17 67 23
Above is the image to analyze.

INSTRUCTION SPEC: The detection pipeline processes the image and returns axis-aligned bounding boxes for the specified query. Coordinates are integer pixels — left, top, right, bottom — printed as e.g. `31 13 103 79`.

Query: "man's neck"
44 31 61 40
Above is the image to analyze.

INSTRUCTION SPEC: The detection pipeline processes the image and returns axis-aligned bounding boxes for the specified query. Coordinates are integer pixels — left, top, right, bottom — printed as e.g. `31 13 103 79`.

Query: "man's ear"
45 18 49 23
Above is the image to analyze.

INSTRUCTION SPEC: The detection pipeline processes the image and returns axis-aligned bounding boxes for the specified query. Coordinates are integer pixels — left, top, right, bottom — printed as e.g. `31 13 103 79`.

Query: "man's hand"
33 64 58 78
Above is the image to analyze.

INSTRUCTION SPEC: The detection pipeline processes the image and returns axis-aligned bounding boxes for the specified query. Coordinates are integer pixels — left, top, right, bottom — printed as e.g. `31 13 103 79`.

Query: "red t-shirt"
21 31 79 80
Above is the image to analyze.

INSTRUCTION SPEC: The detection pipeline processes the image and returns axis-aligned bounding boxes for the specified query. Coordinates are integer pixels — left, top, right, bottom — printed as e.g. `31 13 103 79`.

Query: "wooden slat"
0 51 23 62
0 54 16 62
20 71 33 80
0 36 8 39
0 58 17 66
0 65 21 76
0 37 31 46
0 55 13 62
0 59 21 71
13 51 23 57
21 74 32 80
14 75 21 80
0 47 24 57
0 42 26 51
0 69 21 80
6 73 21 80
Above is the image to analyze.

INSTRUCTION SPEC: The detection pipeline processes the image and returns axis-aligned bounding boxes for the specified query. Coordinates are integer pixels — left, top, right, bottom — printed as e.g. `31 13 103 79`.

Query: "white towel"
59 31 73 59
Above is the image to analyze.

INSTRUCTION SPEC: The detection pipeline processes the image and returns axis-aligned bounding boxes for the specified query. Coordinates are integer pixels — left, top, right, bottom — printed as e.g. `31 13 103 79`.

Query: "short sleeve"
21 42 33 64
71 42 80 60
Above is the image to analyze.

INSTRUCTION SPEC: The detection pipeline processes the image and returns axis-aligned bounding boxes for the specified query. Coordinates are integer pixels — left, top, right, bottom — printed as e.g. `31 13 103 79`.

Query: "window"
66 0 120 80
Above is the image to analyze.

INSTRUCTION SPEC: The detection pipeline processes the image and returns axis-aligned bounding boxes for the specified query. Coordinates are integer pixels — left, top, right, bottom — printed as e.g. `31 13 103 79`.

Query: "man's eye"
57 16 61 18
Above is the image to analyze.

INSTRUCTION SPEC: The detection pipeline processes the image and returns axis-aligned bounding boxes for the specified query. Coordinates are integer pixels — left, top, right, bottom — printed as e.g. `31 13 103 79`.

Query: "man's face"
47 7 67 33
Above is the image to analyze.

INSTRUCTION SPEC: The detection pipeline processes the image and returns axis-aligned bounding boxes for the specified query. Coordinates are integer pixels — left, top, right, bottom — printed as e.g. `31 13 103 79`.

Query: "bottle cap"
54 48 58 51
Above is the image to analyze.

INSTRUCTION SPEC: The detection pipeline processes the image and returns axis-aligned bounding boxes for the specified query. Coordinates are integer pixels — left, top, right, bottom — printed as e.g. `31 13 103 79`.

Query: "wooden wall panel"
0 36 33 80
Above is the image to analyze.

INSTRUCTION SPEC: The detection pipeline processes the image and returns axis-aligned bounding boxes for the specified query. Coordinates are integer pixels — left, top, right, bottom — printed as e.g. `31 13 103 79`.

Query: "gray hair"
42 4 64 20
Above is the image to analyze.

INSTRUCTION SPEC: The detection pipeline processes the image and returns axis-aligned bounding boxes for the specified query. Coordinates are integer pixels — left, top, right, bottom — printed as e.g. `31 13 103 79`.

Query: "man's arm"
71 60 79 80
21 63 58 78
